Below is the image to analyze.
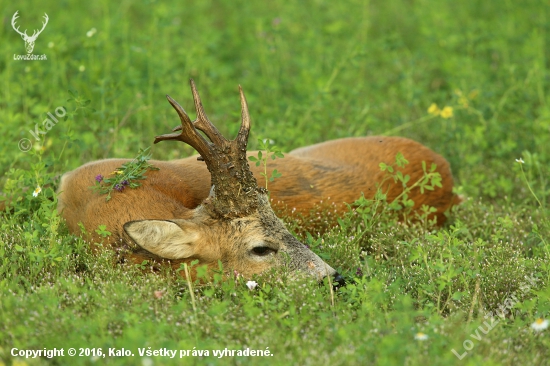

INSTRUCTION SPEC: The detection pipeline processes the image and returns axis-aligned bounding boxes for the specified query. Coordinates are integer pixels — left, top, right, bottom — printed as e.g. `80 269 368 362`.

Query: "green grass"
1 0 549 364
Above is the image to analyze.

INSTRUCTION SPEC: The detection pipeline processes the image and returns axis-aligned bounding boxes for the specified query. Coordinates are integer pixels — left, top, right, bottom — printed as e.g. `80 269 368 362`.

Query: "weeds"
91 147 158 201
248 138 284 191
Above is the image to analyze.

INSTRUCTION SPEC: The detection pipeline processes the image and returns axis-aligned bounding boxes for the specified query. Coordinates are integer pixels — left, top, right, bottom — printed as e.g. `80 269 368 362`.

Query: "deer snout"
332 272 346 288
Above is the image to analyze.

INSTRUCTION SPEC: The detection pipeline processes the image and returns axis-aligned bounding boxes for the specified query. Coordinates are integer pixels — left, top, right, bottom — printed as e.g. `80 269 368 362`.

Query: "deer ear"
123 220 200 259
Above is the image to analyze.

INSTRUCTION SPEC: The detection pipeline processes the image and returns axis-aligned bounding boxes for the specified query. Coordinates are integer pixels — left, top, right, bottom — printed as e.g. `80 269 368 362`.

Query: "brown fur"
271 136 457 223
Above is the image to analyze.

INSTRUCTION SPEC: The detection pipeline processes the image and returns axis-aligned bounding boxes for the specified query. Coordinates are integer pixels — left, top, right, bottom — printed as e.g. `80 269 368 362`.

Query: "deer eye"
251 246 276 256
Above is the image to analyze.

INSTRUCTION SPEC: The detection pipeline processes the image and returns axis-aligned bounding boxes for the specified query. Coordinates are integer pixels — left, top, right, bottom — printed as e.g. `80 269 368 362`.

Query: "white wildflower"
414 332 428 341
33 186 42 197
531 318 549 331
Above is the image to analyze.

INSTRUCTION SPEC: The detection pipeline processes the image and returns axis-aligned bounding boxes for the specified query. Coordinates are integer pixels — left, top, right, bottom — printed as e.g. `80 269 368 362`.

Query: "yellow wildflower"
427 103 440 115
111 170 124 175
440 106 453 119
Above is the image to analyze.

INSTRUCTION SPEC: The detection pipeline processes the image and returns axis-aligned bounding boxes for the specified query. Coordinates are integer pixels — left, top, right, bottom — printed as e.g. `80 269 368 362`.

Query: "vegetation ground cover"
0 0 549 364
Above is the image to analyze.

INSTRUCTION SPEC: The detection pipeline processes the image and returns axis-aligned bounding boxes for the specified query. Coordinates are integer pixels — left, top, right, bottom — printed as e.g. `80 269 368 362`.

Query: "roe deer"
57 80 458 282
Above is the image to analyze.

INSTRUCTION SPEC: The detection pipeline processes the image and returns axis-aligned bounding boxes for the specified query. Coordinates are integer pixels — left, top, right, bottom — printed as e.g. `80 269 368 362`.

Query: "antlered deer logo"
11 11 49 54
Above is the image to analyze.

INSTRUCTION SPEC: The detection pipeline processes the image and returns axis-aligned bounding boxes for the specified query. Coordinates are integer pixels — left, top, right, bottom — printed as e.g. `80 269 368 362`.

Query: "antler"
11 11 26 37
155 79 260 219
11 12 48 39
31 13 49 39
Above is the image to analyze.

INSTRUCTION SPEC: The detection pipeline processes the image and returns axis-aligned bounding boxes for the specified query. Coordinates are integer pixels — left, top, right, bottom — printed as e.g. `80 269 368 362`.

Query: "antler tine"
154 95 212 160
161 81 249 145
236 85 251 148
38 13 49 32
189 80 226 146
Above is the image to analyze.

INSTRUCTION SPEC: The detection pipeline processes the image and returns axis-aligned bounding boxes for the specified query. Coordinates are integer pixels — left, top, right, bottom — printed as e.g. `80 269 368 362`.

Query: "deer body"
59 137 455 274
56 81 456 282
60 136 454 240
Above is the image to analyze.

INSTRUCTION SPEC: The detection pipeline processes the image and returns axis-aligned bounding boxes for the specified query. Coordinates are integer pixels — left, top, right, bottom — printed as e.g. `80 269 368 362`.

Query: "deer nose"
332 272 346 288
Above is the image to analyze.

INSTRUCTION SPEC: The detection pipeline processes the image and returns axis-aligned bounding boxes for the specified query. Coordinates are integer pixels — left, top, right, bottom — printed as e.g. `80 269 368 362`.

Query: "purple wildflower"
122 180 129 186
356 267 363 277
95 174 103 183
114 184 124 192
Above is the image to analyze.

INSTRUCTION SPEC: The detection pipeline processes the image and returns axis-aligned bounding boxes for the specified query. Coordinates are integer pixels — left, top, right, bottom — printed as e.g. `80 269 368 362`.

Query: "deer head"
11 11 49 54
123 80 344 284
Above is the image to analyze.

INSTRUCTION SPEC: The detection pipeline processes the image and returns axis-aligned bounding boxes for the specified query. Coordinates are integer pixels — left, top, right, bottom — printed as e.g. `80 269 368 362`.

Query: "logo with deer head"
11 11 49 54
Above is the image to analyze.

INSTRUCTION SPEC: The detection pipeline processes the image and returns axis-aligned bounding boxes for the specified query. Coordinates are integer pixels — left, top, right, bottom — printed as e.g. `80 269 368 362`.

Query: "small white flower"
531 318 549 331
246 280 258 290
33 186 42 197
86 27 97 37
79 65 86 72
515 158 524 164
414 332 428 341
